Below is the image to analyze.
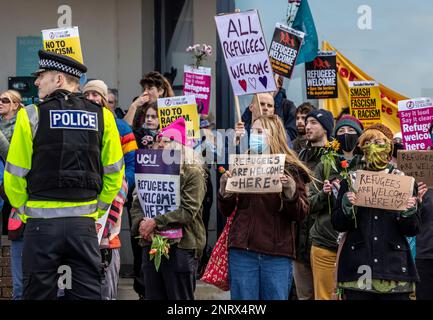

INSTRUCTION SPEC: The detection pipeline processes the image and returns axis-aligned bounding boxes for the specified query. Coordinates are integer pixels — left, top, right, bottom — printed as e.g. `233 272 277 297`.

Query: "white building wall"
0 0 143 108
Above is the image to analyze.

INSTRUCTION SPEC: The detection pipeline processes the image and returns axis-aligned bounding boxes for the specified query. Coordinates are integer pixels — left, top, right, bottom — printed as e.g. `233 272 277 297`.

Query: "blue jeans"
11 239 24 300
229 249 293 300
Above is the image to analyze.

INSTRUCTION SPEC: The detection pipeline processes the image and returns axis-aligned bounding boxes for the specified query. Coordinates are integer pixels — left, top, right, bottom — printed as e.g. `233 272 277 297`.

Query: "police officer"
4 50 124 300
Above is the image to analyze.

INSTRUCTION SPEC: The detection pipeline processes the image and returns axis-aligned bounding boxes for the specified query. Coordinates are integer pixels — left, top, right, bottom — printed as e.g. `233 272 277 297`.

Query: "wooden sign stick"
256 94 263 116
234 95 242 123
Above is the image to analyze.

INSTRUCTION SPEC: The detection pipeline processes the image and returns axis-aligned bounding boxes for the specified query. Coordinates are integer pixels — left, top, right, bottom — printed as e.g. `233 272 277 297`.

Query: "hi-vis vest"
27 91 104 201
4 89 125 221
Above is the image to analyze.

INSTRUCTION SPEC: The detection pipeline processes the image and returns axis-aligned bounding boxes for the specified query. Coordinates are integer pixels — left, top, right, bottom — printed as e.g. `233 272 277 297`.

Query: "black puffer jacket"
332 177 420 283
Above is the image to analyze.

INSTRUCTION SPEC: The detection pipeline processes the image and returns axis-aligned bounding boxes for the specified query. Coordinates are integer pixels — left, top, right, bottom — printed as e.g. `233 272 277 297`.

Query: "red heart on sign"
238 80 247 92
96 223 102 233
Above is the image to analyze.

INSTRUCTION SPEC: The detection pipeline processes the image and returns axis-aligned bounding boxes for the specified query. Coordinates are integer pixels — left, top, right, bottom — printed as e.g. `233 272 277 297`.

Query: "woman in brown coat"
218 115 312 300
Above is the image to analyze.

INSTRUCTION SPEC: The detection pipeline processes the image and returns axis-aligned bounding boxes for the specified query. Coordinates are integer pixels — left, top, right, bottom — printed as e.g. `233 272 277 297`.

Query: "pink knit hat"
158 117 187 146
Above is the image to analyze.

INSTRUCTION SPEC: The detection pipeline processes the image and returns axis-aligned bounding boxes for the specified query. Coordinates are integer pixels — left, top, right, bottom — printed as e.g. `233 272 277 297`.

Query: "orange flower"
218 166 226 174
149 248 157 255
341 160 349 169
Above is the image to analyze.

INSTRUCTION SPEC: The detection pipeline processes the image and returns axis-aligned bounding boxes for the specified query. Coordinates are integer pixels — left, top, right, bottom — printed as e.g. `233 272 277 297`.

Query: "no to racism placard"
398 97 433 150
354 170 414 211
42 27 83 63
183 65 212 115
215 10 277 95
226 154 286 193
397 150 433 187
305 51 338 99
269 23 304 79
135 149 182 239
349 81 382 127
158 95 200 140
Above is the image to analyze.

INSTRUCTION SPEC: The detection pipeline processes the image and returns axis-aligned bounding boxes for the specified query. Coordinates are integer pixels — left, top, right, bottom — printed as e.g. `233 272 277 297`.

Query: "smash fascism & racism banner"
349 81 382 128
322 41 407 134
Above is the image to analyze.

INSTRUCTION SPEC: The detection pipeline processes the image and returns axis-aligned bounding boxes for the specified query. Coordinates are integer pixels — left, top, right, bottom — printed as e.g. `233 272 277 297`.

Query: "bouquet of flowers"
186 44 212 68
149 234 170 272
320 139 340 214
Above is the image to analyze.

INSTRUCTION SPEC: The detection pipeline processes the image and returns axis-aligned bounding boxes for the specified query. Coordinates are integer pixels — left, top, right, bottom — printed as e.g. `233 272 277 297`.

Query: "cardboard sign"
354 170 414 211
397 150 433 187
269 23 304 79
157 95 200 139
398 97 433 150
215 10 277 95
183 65 212 115
349 81 382 128
305 51 338 99
226 154 286 193
135 149 182 239
42 27 83 63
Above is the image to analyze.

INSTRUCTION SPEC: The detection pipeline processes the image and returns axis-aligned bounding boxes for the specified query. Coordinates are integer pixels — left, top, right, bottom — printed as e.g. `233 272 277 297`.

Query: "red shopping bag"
200 210 235 291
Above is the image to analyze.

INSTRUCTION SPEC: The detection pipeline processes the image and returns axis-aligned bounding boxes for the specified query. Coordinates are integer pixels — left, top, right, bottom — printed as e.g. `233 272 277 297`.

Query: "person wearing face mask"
308 115 365 300
390 132 404 167
219 115 313 300
332 123 421 300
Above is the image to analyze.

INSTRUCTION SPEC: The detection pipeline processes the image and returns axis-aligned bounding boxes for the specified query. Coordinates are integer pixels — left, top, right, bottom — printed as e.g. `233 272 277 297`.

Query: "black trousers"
22 217 102 300
416 258 433 300
141 245 198 300
344 289 411 300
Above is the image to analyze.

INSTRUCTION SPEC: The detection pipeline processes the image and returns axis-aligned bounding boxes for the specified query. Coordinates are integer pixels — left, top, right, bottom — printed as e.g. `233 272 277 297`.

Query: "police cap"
32 50 87 78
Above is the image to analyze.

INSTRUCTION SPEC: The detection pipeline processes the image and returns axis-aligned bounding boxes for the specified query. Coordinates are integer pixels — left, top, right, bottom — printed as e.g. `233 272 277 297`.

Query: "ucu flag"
50 110 98 131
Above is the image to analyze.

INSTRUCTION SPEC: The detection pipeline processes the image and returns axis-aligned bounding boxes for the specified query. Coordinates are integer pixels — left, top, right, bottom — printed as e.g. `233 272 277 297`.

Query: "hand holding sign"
354 170 415 211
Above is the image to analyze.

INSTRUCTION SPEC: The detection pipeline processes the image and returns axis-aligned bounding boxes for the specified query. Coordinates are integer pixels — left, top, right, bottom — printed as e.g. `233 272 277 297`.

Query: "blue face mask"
249 133 268 154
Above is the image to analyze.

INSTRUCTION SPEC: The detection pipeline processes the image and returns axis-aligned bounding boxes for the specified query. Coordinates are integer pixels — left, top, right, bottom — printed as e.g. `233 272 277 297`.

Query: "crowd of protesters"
1 52 433 302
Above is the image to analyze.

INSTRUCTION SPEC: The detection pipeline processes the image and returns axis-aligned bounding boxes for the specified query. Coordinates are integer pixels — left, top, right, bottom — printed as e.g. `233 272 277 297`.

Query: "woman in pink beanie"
129 116 206 300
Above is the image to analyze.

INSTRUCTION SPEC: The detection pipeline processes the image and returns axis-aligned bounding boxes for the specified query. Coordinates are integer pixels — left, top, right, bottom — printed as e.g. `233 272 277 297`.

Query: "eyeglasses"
0 98 11 104
145 115 158 120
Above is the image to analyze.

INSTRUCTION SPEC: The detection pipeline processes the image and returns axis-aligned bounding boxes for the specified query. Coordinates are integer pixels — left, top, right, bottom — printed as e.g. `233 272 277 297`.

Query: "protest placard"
354 170 414 211
269 23 304 79
96 209 109 245
183 65 212 115
305 51 338 99
158 95 200 139
398 97 433 150
349 81 381 128
215 10 277 96
397 150 433 187
135 149 182 239
226 154 286 193
42 26 83 63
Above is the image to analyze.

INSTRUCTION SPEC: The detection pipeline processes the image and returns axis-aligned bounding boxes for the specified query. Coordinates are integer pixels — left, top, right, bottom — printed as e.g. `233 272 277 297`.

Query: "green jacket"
130 164 207 258
309 154 365 252
296 144 325 263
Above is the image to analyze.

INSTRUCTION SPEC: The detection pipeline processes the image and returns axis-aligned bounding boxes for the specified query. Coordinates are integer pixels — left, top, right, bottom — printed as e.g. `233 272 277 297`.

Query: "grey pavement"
117 278 230 300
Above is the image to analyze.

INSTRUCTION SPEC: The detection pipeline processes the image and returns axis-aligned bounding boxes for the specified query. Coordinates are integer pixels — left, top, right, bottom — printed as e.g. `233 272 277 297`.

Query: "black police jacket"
26 89 104 202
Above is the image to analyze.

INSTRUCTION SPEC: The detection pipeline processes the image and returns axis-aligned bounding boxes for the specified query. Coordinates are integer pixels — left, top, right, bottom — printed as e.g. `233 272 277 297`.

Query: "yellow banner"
349 81 382 127
42 27 84 64
322 41 407 133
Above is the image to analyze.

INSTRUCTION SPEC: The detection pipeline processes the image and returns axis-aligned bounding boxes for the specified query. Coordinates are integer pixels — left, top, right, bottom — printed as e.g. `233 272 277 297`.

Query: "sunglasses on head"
0 97 11 104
